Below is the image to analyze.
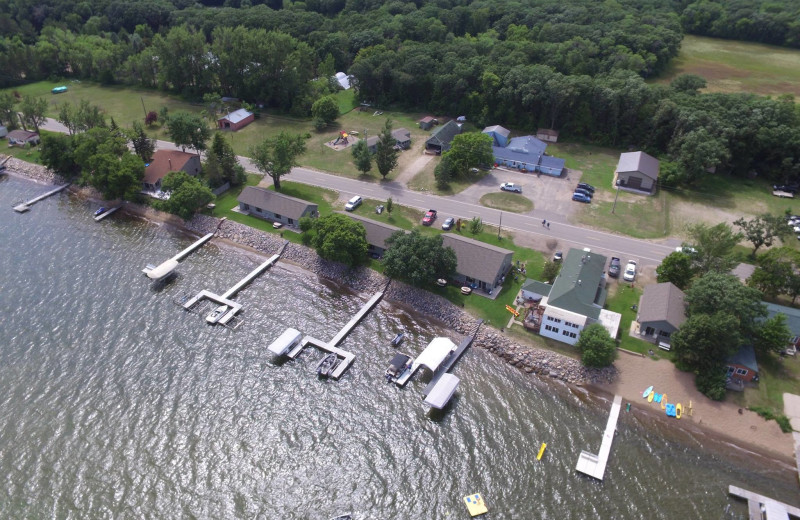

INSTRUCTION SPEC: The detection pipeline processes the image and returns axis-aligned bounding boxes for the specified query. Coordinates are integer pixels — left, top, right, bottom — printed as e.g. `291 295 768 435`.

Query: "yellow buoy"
464 493 488 517
537 442 547 460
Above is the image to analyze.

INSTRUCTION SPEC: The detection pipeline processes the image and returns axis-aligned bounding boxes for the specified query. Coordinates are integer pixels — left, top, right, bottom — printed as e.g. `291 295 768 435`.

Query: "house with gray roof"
441 234 513 294
482 125 511 147
344 213 404 257
615 151 659 195
536 128 559 143
365 135 380 154
538 248 621 345
237 186 318 229
425 120 461 154
392 128 411 149
636 282 686 346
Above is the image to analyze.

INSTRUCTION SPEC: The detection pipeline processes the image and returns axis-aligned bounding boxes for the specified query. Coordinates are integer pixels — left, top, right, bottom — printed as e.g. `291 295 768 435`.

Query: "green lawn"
479 192 534 213
735 353 800 413
654 35 800 98
406 158 485 196
604 282 672 357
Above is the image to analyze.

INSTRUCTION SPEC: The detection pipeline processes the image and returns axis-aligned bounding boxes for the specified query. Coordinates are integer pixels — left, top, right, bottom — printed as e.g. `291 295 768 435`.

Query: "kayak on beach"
642 385 653 399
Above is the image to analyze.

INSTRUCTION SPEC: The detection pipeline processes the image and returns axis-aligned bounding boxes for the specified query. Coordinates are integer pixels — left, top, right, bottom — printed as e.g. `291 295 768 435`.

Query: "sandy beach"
591 351 795 464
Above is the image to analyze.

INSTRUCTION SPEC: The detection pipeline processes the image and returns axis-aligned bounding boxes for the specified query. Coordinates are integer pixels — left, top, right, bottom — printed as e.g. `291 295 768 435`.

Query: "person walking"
542 219 546 227
546 222 550 229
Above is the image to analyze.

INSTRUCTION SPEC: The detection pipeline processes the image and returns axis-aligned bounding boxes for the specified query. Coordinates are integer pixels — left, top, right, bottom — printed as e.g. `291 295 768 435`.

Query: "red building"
217 109 254 131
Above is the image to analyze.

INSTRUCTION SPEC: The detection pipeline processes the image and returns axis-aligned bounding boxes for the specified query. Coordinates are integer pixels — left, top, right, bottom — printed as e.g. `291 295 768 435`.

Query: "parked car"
574 187 593 198
572 192 591 203
500 182 522 193
608 257 621 278
675 245 698 254
553 251 563 262
774 184 799 194
422 209 437 225
623 260 637 282
344 196 362 211
577 182 596 193
442 217 455 230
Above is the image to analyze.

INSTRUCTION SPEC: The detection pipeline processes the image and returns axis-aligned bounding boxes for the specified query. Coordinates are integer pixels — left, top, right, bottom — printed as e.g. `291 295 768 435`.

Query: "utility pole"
141 97 147 118
612 180 621 214
498 211 503 238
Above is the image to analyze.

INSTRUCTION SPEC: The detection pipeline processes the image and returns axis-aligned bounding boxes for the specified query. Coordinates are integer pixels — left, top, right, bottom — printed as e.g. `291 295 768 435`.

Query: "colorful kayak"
537 443 547 461
654 393 662 403
661 394 668 410
647 392 654 403
642 385 654 399
676 403 682 419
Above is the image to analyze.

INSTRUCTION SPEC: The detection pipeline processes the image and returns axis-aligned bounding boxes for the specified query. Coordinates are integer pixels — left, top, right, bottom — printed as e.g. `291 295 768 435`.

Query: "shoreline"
6 158 797 478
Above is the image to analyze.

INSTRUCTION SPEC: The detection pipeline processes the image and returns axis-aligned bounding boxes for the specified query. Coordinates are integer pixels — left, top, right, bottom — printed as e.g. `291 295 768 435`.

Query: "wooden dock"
144 232 215 280
93 206 122 221
575 394 622 480
729 485 800 519
13 183 70 213
283 281 390 380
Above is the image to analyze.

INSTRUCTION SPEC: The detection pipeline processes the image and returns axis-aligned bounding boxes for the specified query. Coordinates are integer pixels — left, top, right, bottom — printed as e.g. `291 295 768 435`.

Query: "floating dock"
13 183 70 213
728 485 800 519
144 219 227 281
283 281 390 380
575 394 623 480
94 206 122 221
180 243 286 328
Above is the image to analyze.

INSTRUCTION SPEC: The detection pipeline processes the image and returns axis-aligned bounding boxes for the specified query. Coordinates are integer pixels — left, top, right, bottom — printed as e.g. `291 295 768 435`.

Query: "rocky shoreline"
5 158 614 385
186 214 616 386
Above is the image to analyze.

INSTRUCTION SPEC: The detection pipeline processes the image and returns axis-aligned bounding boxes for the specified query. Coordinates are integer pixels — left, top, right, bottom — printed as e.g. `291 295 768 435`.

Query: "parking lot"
452 167 584 221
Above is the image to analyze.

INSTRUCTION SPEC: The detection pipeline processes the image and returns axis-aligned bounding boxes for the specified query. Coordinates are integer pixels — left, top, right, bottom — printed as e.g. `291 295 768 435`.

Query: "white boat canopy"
414 337 456 373
268 328 302 355
425 373 460 409
144 259 179 280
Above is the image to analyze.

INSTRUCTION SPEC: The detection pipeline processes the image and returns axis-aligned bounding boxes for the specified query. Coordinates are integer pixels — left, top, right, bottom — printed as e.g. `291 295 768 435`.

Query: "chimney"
168 158 172 170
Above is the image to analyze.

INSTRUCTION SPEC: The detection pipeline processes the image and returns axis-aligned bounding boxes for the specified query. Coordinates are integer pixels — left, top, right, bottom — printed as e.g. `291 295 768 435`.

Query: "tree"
158 171 214 219
311 95 339 129
442 132 493 177
127 120 155 163
755 313 791 355
468 217 483 235
375 119 399 179
734 214 790 256
205 133 245 186
19 96 48 133
434 154 454 190
655 252 695 290
576 324 617 368
40 134 80 179
165 111 209 155
672 312 742 374
542 261 561 283
250 132 307 190
305 213 368 267
383 230 457 287
351 140 372 176
386 198 393 214
748 248 797 299
145 111 158 126
0 92 16 128
57 102 79 135
687 222 743 274
670 74 707 95
685 272 767 338
75 100 105 131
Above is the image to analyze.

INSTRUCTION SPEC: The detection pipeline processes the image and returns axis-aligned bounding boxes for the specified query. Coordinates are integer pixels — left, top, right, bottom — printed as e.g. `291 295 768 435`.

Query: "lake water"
1 174 798 519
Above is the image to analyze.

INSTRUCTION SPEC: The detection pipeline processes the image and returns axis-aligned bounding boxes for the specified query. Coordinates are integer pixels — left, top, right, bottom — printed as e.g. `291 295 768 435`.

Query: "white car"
500 182 522 193
675 245 697 254
623 260 637 282
344 196 362 211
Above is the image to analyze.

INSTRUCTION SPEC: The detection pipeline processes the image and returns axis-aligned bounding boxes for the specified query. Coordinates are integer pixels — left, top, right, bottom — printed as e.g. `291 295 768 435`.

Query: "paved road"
39 118 679 269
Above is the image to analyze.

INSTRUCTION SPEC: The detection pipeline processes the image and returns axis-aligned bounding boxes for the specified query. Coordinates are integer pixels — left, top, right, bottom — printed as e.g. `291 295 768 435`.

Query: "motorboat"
390 332 405 347
206 304 229 324
329 514 352 520
94 207 107 217
316 353 339 377
385 353 411 383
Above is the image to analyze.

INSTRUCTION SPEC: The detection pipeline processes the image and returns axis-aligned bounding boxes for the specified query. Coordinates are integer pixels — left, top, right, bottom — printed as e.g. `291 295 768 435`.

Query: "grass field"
479 192 534 213
734 353 800 425
655 35 800 97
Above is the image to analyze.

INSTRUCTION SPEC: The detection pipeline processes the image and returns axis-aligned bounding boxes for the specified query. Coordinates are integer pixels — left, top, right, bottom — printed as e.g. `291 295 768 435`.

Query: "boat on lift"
317 353 339 377
206 304 229 324
390 332 405 347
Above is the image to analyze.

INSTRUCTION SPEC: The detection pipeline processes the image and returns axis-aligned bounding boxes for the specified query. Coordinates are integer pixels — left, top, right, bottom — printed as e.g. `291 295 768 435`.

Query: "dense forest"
1 0 800 184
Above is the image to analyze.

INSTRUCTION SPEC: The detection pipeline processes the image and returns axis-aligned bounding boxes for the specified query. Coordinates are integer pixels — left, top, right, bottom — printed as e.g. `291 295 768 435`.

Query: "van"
344 196 362 211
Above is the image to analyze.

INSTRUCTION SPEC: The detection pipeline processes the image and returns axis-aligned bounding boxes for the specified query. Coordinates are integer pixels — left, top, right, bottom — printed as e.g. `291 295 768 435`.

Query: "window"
659 331 671 338
547 316 562 324
255 207 262 212
275 214 281 219
243 204 250 211
288 218 293 225
544 325 560 334
644 326 655 336
726 366 734 376
735 368 748 376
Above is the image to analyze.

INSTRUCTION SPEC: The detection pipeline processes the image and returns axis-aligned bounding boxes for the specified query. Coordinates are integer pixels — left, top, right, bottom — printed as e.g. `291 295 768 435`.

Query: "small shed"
334 72 351 90
365 135 379 154
536 128 559 143
726 345 759 383
419 116 436 130
392 128 411 149
218 108 254 131
7 130 40 146
482 125 511 147
615 151 659 195
425 120 461 154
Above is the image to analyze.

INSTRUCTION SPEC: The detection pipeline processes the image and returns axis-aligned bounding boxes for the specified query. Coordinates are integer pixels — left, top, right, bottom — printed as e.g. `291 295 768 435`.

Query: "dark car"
577 182 596 193
774 184 799 193
574 188 593 198
572 192 591 203
608 257 621 278
553 251 563 262
442 217 455 230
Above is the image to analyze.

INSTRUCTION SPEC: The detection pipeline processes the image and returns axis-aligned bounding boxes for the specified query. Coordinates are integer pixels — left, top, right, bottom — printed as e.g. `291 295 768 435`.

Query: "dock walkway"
729 485 800 519
14 183 70 213
575 394 622 480
94 206 122 222
284 280 390 380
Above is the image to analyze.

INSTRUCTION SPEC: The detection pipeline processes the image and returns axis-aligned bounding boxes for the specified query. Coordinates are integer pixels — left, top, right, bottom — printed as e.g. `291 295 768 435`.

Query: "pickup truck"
623 260 637 282
422 209 437 226
608 257 621 278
